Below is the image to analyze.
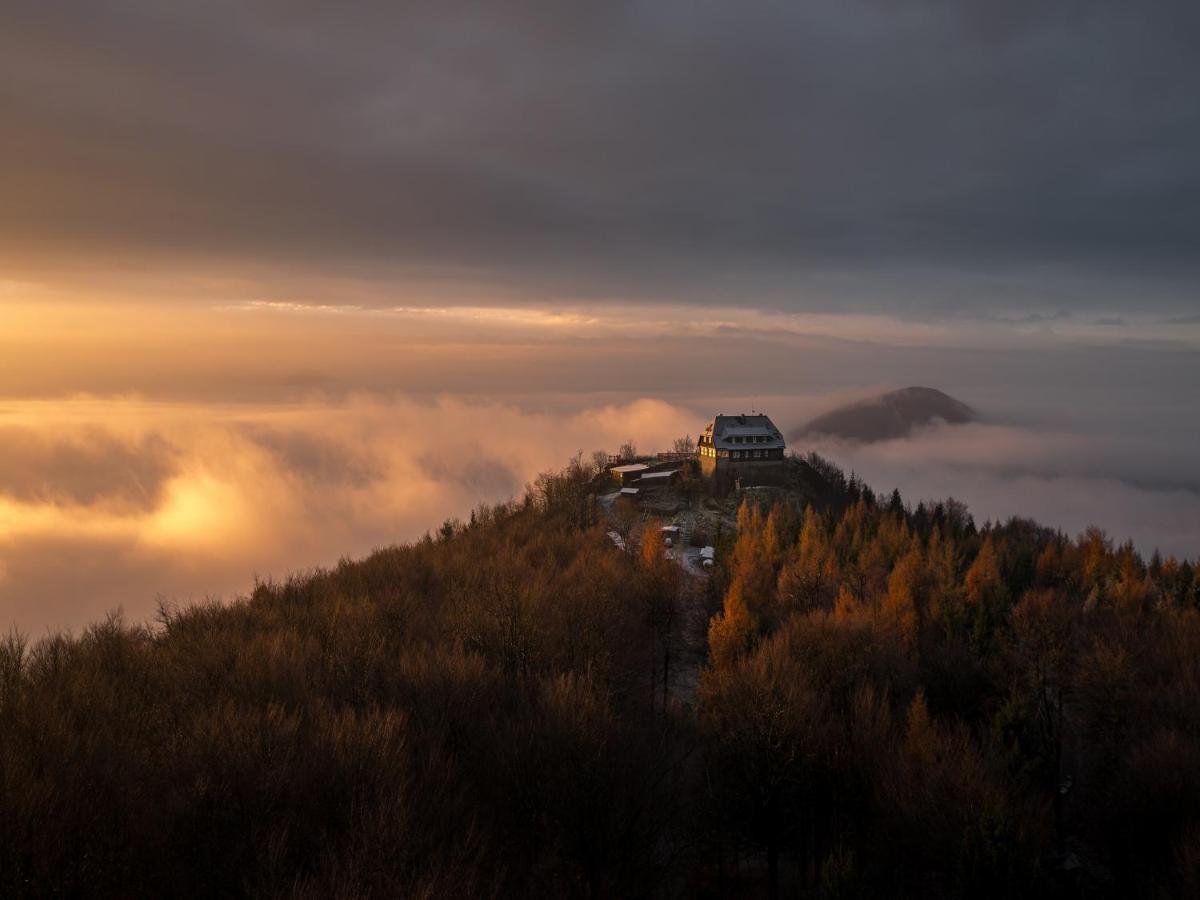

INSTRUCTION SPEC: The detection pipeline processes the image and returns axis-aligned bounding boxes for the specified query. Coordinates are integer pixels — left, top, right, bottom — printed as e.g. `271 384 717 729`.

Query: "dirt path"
597 489 714 706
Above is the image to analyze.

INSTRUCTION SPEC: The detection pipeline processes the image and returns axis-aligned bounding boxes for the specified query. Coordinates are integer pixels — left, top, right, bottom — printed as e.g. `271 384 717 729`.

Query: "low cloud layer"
2 302 1196 635
0 396 697 634
4 388 1198 636
808 421 1200 561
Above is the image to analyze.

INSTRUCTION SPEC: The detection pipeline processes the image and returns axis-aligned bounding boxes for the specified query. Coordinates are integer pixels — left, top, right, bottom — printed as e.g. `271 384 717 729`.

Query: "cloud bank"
2 297 1197 635
807 421 1200 561
4 388 1198 637
0 396 697 635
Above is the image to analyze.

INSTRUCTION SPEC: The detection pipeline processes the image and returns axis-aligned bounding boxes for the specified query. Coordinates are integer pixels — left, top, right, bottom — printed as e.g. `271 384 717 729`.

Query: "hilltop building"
697 412 786 477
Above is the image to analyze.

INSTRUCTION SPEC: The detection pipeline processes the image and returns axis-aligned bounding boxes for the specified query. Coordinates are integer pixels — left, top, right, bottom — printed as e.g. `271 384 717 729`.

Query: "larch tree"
708 579 758 670
965 536 1008 651
883 543 924 653
777 507 833 615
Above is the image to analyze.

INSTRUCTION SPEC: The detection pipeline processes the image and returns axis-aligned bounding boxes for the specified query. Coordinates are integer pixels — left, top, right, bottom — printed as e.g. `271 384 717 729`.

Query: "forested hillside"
2 455 1199 897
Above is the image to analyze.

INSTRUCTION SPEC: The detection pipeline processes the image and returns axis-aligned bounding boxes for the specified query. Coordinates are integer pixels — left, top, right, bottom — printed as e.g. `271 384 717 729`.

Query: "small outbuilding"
611 463 651 486
637 469 680 488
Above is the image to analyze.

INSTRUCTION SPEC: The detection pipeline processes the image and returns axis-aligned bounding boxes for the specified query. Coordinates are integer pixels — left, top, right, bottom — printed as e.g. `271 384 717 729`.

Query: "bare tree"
611 496 641 552
672 434 696 455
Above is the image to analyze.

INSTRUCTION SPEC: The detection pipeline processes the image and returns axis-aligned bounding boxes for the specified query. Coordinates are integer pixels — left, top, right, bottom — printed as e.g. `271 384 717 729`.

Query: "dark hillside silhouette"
2 453 1199 897
795 386 976 442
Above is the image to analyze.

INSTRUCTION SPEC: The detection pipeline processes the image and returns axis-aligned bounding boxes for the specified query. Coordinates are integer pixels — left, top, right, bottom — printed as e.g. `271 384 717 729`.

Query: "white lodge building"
697 413 786 477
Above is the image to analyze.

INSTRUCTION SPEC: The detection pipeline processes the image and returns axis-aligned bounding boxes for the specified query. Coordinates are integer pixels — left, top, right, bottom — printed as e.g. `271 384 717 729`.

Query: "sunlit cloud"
2 293 1196 636
221 300 604 330
214 298 1200 350
0 395 699 634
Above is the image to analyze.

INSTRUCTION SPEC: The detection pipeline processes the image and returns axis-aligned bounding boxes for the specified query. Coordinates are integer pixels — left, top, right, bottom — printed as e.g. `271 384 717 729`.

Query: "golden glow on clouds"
213 298 1200 349
224 300 603 329
2 287 1197 410
2 286 1197 634
0 394 699 632
145 471 255 552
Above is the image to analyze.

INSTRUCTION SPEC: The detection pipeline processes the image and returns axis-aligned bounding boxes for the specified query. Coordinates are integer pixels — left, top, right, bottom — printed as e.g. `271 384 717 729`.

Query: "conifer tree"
708 579 758 669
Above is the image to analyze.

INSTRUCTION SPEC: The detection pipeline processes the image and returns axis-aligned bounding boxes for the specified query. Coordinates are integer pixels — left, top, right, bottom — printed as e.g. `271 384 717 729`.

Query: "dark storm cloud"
3 0 1199 307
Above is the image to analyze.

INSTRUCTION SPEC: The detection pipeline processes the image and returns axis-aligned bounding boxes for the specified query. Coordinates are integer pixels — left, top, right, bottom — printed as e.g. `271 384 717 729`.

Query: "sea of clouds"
2 300 1197 635
0 395 697 633
4 389 1198 637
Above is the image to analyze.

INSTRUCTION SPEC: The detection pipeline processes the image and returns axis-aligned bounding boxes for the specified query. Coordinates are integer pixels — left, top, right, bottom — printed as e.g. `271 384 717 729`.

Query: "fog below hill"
2 301 1197 635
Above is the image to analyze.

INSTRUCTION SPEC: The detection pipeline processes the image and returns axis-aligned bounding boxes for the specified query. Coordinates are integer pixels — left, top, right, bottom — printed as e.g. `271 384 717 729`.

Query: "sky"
2 1 1198 633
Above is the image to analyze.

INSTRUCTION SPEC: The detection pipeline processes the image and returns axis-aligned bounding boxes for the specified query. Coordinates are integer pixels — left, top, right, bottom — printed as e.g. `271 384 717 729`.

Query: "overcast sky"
4 0 1199 312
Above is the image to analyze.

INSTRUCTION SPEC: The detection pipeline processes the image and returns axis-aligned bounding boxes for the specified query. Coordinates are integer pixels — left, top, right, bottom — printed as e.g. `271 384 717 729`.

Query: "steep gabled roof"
702 413 786 451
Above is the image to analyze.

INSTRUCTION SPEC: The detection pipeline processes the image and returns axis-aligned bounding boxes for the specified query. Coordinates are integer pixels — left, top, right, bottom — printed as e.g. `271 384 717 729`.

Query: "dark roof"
701 413 786 451
639 469 680 481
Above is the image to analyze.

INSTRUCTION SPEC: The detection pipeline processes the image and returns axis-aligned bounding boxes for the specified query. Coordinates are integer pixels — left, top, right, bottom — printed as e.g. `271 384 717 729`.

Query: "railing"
607 451 693 465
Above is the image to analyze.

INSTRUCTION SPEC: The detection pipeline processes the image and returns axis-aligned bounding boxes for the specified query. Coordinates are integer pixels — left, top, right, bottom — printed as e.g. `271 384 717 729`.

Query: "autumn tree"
707 579 757 670
726 501 785 627
882 542 923 652
965 536 1009 651
777 507 834 615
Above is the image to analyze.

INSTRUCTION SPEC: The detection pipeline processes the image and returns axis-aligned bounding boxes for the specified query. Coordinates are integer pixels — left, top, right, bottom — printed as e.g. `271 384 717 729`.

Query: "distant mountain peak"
792 386 975 443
